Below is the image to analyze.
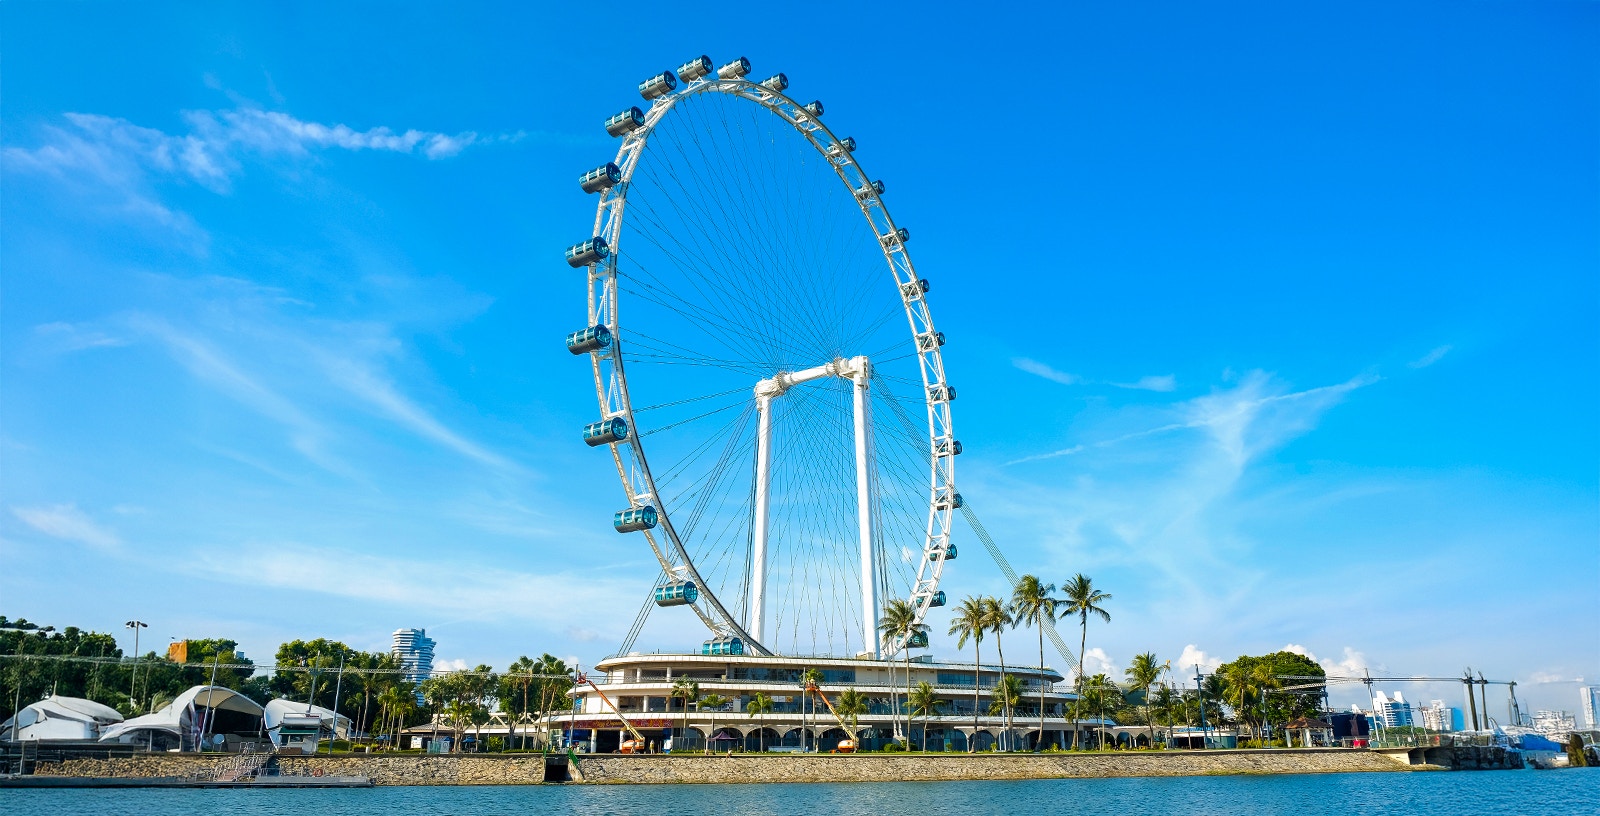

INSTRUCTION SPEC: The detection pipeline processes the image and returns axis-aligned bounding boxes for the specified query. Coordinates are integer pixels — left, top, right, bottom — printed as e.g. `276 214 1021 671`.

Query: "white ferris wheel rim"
580 68 957 658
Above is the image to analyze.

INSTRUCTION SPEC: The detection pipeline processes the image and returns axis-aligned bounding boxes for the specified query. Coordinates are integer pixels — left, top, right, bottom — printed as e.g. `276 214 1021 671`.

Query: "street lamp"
124 620 148 704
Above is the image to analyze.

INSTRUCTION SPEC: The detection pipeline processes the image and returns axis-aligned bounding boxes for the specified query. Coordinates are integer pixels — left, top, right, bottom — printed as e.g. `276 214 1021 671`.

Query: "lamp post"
124 621 148 705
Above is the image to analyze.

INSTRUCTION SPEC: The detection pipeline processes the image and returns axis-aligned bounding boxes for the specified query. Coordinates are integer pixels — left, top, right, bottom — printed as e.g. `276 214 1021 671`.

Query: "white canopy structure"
98 685 264 751
1 696 124 741
264 699 352 739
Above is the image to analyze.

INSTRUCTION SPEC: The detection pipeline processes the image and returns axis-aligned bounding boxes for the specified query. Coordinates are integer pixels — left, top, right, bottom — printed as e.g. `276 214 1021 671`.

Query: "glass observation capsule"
935 491 963 510
579 162 621 194
930 543 958 561
717 57 751 79
827 136 857 156
927 383 956 403
639 71 678 100
604 107 646 137
701 636 745 656
566 325 613 355
566 237 610 268
900 278 930 299
915 591 947 609
801 100 824 117
855 179 886 199
918 331 946 351
881 227 909 246
654 580 699 607
934 437 962 457
676 55 713 82
760 73 788 92
583 417 628 447
906 631 930 648
613 505 658 533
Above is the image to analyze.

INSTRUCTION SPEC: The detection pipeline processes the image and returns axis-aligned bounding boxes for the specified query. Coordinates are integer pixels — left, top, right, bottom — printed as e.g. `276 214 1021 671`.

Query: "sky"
2 1 1595 717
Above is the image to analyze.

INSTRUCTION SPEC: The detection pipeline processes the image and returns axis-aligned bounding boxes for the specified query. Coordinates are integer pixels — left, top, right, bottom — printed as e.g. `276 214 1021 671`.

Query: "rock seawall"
35 754 547 785
574 748 1409 784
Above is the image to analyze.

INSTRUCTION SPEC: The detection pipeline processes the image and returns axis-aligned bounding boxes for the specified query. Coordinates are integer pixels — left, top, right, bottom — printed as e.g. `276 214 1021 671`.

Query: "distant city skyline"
2 1 1594 717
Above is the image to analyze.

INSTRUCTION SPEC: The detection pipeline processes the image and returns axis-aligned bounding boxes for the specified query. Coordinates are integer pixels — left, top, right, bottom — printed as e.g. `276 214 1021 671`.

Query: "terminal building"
541 652 1087 753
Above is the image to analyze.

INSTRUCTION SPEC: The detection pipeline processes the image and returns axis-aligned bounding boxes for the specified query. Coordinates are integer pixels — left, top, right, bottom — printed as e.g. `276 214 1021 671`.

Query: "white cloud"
1013 359 1176 393
1319 647 1372 677
3 107 518 234
1078 647 1119 679
1409 345 1452 369
1115 375 1177 392
1176 644 1223 674
435 658 470 672
319 355 516 472
1528 670 1584 685
186 542 633 632
33 321 129 353
10 504 121 551
1013 357 1081 385
1281 643 1319 662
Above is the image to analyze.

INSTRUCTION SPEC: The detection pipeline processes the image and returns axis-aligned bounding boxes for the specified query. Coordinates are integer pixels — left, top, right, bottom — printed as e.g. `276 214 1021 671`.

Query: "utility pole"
123 621 147 705
1194 665 1208 747
328 652 346 755
1477 672 1491 729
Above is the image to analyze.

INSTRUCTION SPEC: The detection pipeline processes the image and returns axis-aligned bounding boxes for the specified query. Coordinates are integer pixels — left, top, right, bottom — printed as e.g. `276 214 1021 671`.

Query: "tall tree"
878 600 927 749
1061 574 1112 747
908 681 944 751
1010 575 1060 751
947 596 987 751
745 692 774 751
1124 652 1161 749
988 674 1024 750
799 667 823 752
671 677 699 753
697 694 728 754
980 596 1015 749
833 688 868 748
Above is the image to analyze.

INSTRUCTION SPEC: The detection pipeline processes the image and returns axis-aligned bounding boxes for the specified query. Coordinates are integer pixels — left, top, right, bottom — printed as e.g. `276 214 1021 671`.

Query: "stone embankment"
35 754 548 785
573 748 1409 784
33 748 1437 785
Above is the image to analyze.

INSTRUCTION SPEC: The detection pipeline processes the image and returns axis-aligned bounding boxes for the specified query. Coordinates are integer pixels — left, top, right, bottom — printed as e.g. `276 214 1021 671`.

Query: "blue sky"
3 1 1595 715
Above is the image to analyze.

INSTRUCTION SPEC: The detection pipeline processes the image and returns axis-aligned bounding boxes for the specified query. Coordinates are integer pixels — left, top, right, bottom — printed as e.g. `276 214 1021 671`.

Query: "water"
3 770 1596 815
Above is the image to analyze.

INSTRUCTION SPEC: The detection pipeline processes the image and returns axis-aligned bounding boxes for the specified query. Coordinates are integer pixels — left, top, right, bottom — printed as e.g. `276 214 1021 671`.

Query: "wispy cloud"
1013 357 1081 385
1013 358 1176 392
1009 371 1377 465
1409 345 1452 369
33 322 130 353
4 107 520 235
187 542 632 630
317 355 517 472
10 504 122 551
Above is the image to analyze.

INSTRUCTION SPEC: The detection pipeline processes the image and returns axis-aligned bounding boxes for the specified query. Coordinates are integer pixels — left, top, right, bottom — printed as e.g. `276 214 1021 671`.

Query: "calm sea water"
3 770 1597 816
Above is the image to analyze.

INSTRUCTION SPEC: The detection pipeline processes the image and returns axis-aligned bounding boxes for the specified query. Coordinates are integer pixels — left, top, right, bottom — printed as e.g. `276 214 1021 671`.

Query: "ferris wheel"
565 56 959 659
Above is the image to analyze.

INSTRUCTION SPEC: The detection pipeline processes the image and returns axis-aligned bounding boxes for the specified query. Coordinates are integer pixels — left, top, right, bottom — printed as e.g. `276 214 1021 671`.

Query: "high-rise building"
1372 691 1414 728
1421 699 1461 732
1580 686 1599 730
391 628 436 694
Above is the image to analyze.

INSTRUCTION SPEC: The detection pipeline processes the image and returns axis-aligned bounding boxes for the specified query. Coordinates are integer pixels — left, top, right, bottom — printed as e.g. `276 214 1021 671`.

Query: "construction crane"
576 672 650 753
805 682 859 753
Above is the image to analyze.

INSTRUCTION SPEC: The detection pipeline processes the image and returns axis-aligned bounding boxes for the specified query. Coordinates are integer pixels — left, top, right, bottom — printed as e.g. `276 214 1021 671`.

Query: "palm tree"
834 688 869 747
988 674 1023 750
1250 664 1280 743
877 600 927 749
948 596 987 751
1011 575 1060 751
671 677 699 753
533 654 571 747
1061 574 1111 747
980 596 1015 749
746 692 774 751
1081 674 1119 748
799 667 822 752
908 681 944 751
1125 652 1161 749
505 655 536 749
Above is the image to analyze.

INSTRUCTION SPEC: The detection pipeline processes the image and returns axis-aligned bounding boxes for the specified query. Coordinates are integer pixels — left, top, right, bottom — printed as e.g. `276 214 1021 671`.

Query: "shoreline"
20 747 1463 785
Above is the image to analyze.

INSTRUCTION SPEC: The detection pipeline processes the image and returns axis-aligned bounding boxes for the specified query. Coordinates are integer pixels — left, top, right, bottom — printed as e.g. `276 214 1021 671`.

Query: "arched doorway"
744 727 782 752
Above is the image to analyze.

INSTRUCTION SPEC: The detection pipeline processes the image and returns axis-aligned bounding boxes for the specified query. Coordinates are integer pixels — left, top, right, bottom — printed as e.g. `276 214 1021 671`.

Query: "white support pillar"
850 356 879 659
750 393 774 643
